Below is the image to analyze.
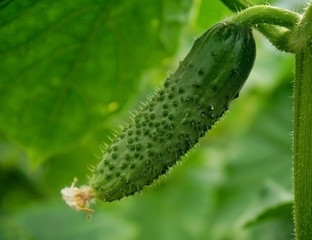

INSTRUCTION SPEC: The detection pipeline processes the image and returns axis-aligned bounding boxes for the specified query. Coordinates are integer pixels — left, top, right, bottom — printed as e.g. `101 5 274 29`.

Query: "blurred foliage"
0 0 307 239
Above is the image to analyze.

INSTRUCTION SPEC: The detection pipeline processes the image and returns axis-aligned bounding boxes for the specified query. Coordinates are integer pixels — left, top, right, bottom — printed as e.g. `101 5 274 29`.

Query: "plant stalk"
220 0 301 52
228 5 300 29
293 4 312 239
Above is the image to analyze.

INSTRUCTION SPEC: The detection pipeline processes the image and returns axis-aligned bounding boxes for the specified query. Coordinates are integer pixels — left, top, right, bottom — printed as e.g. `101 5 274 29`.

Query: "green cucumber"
62 21 256 211
89 21 256 202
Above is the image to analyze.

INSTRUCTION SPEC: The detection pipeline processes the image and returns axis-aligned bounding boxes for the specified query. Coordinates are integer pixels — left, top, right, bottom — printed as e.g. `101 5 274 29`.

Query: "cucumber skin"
90 22 256 202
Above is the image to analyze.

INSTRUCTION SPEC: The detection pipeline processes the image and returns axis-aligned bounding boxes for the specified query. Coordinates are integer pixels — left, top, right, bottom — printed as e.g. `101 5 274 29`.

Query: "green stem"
229 5 300 29
293 4 312 239
255 26 293 53
220 0 301 52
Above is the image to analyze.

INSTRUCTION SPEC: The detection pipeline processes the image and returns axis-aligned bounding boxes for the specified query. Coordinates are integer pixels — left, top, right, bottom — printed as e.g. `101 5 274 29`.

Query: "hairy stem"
229 5 300 28
220 0 301 52
293 4 312 239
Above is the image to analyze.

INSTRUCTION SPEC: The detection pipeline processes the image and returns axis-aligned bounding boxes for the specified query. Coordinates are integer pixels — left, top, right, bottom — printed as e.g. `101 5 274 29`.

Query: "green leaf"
0 200 138 240
242 180 293 228
0 0 192 167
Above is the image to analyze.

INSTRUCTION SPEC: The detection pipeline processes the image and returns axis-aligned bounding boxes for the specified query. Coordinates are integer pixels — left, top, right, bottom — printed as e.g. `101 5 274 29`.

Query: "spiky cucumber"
87 21 256 203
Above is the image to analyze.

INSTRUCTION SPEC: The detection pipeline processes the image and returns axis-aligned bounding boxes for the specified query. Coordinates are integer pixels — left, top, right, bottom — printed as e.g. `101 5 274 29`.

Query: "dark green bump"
134 152 140 158
128 130 133 136
144 113 150 120
166 133 173 138
164 81 170 87
148 121 153 127
168 114 174 120
125 154 131 161
105 174 111 180
108 164 115 170
127 138 134 144
186 95 194 102
154 122 160 127
100 168 104 174
119 175 126 182
103 160 109 166
172 100 178 107
130 163 136 169
115 172 121 177
157 95 164 102
128 145 135 151
158 137 164 143
147 150 154 157
162 104 168 109
159 90 165 96
211 83 217 91
168 93 174 99
120 162 127 169
147 142 153 148
178 87 184 93
134 136 139 141
135 129 141 135
170 86 175 91
160 168 167 175
150 113 156 120
198 68 204 75
112 153 117 159
135 144 142 151
162 111 168 117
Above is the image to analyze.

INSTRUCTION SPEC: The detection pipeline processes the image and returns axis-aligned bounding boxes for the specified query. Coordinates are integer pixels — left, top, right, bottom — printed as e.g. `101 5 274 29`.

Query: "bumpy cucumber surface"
90 21 256 202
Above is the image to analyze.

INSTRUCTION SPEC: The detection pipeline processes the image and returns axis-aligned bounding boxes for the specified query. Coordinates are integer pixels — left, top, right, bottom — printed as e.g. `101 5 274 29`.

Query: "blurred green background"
0 0 307 239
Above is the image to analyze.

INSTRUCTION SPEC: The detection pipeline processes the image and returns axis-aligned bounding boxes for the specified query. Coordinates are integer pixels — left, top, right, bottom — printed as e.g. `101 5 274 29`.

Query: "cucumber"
61 21 256 210
90 22 256 202
89 21 256 202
